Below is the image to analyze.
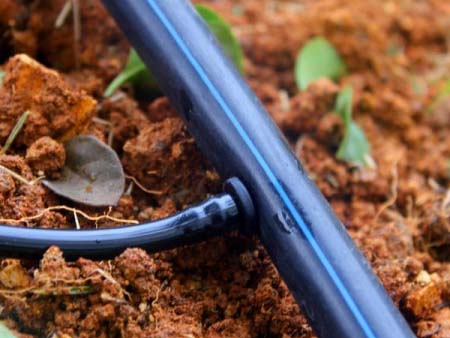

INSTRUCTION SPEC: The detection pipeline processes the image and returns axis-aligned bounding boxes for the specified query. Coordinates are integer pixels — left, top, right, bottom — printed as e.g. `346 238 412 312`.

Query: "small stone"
405 282 442 318
0 259 31 289
415 270 432 286
139 303 147 312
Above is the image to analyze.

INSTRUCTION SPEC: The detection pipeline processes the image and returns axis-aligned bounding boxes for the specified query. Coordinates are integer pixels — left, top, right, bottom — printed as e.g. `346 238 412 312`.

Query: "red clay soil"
0 0 449 337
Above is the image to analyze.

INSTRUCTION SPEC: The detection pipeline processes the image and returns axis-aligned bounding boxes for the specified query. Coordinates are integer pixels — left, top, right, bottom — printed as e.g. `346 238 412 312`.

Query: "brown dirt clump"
0 169 16 200
0 154 69 229
0 259 31 289
146 96 178 122
0 54 96 147
25 136 66 178
123 117 220 206
98 93 151 151
416 307 450 338
275 78 339 136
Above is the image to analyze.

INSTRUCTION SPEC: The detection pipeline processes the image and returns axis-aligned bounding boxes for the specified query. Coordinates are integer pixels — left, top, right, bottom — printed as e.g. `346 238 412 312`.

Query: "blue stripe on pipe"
144 1 376 337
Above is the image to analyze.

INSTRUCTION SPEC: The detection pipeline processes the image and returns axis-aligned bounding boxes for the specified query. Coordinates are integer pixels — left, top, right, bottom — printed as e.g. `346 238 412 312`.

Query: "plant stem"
103 65 145 97
1 111 29 154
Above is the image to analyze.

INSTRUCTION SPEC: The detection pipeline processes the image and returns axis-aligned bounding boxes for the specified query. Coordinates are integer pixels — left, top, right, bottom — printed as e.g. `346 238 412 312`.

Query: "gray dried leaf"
43 135 125 206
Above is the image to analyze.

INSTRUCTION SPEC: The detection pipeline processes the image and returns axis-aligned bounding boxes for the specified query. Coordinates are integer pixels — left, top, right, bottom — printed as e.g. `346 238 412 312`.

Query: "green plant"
424 78 450 114
0 70 5 84
104 4 243 97
436 79 450 100
295 37 371 166
334 86 371 166
103 49 152 97
195 4 244 71
1 111 29 154
295 37 346 90
430 79 450 110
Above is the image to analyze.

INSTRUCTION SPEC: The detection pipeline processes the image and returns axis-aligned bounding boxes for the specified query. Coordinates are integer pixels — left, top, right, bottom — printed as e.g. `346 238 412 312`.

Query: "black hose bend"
0 193 240 260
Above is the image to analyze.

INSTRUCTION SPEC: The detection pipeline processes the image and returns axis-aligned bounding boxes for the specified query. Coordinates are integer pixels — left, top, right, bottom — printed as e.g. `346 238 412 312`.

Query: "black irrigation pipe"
99 1 415 337
0 188 246 260
0 1 415 337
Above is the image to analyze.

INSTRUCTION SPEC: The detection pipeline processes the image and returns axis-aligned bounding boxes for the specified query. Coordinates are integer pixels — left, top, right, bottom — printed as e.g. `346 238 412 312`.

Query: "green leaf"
295 37 346 90
434 79 450 103
337 121 371 166
103 49 149 97
0 70 4 85
426 79 450 114
0 322 19 338
104 4 243 97
334 86 371 166
195 4 244 72
42 135 125 206
334 86 353 124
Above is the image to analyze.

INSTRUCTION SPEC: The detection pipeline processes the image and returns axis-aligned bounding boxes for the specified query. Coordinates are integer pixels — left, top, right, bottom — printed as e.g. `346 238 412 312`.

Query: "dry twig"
0 164 44 186
54 0 72 28
72 0 81 69
73 210 80 230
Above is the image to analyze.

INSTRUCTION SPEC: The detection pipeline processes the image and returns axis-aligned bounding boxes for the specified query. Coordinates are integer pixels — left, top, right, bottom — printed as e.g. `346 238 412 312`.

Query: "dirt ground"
0 0 449 337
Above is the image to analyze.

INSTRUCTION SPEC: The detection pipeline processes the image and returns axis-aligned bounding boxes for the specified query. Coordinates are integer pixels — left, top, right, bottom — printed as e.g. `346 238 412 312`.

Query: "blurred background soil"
0 0 449 337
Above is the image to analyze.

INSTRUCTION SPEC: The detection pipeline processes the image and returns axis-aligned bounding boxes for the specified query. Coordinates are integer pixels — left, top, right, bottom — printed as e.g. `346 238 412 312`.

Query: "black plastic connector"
224 177 255 235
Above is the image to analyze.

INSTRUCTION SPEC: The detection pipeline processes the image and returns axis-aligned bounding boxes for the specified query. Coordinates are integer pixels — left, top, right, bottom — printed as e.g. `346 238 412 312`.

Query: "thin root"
125 175 164 195
376 161 399 221
89 268 131 299
0 205 138 226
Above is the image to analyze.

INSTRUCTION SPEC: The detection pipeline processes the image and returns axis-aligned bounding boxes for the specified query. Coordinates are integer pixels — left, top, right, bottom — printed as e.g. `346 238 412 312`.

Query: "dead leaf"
43 135 125 206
